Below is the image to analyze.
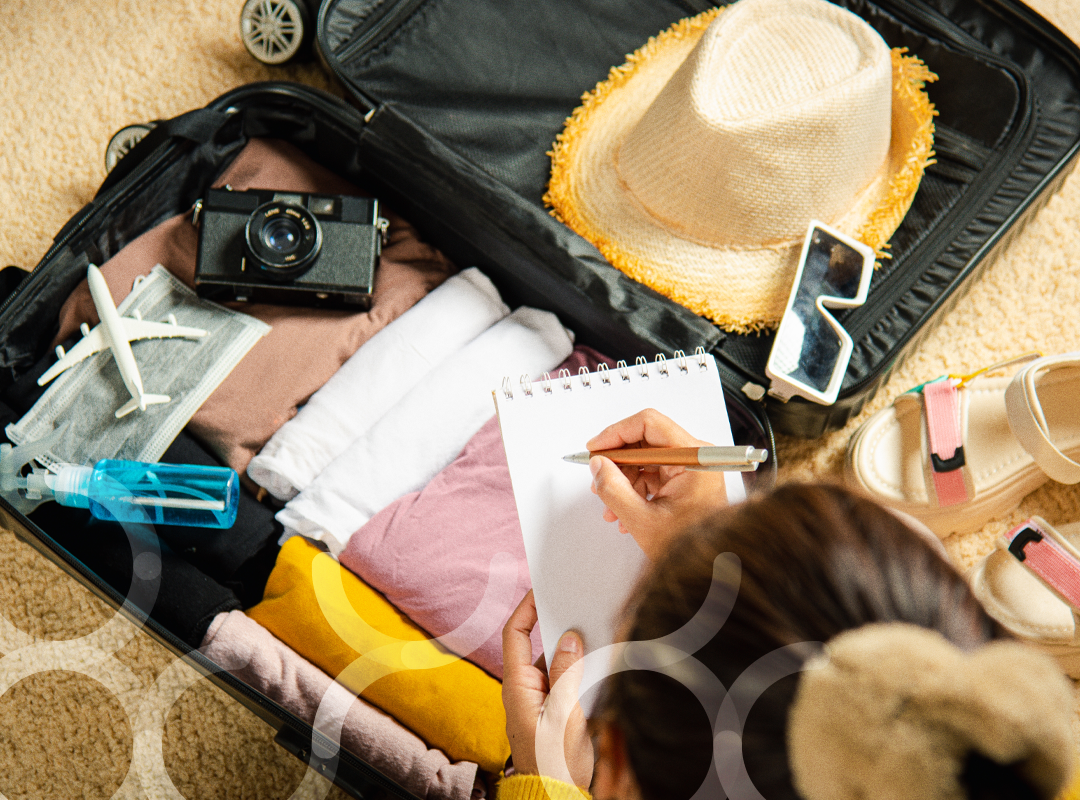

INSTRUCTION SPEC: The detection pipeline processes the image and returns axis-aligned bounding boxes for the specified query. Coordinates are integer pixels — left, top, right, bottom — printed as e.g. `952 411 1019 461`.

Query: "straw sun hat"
545 0 937 333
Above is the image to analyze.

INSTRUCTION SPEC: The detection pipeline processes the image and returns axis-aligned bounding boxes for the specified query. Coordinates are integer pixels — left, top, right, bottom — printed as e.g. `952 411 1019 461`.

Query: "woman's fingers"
591 457 650 532
546 630 583 689
586 408 705 452
587 409 721 560
592 456 676 558
502 591 548 776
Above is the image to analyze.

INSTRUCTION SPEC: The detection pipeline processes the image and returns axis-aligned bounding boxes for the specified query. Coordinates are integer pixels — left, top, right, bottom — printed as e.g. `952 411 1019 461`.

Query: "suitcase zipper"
0 141 183 327
0 85 365 329
845 119 1033 346
328 0 428 65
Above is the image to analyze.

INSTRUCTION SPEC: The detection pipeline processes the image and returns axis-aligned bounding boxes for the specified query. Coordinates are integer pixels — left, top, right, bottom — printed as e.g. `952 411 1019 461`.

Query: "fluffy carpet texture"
1 0 1080 797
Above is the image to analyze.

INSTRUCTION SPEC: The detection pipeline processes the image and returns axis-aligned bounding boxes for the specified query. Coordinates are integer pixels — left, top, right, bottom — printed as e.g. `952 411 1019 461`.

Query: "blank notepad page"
494 352 745 711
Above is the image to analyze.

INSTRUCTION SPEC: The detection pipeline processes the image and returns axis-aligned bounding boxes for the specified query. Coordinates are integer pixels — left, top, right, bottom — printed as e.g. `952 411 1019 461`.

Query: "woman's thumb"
548 630 584 689
535 630 588 787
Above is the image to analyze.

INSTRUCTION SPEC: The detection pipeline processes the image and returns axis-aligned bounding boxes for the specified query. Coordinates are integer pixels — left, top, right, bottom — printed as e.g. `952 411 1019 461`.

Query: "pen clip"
687 463 761 473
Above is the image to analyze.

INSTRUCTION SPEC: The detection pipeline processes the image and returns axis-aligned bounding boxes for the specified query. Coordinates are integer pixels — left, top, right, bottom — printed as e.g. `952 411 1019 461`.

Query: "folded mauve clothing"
52 138 456 476
338 347 614 679
201 610 479 800
247 267 510 501
246 537 510 774
276 306 574 554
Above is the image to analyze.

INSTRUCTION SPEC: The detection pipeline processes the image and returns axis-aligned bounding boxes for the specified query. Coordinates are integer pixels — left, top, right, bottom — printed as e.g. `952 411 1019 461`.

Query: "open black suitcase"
0 0 1078 797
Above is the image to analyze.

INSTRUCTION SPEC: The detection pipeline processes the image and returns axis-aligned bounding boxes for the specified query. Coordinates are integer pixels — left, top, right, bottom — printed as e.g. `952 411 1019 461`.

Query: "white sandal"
845 352 1080 537
969 516 1080 678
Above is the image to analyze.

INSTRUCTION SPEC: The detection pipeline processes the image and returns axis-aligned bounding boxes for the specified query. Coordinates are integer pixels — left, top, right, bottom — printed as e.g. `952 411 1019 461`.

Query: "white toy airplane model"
37 264 207 418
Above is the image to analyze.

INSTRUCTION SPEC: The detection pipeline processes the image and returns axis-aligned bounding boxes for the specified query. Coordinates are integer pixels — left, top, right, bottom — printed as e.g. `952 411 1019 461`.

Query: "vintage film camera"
193 187 387 310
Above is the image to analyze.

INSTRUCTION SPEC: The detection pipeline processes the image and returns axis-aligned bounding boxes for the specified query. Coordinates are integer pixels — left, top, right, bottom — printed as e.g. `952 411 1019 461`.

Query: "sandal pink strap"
1004 518 1080 610
922 379 968 506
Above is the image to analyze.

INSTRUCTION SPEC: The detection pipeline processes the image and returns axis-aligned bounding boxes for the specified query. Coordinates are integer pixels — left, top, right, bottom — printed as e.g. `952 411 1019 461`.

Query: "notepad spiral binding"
500 346 712 400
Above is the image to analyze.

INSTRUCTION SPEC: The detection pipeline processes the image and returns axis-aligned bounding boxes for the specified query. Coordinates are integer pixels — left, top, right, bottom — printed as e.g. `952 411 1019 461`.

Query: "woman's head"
591 483 1073 800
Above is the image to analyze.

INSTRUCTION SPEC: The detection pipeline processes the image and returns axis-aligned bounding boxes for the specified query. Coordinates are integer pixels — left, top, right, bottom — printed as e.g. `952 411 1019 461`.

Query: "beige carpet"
1 0 1080 796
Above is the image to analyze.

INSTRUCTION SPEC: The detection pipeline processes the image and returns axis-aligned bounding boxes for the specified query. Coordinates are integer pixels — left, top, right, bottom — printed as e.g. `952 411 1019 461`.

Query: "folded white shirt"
247 267 509 500
276 306 574 554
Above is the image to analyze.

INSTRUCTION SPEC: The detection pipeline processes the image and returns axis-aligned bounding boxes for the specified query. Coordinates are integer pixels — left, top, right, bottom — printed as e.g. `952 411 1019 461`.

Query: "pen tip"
562 452 590 464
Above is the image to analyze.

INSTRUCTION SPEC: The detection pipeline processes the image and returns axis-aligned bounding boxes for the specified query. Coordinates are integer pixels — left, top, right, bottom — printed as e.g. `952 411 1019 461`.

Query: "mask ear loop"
905 351 1042 395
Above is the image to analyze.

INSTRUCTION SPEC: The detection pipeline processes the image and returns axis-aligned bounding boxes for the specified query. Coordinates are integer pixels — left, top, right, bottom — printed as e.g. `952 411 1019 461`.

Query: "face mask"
8 265 269 469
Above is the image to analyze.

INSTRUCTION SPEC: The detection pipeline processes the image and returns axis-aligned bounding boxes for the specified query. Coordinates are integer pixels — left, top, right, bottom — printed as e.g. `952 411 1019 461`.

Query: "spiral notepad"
494 349 745 713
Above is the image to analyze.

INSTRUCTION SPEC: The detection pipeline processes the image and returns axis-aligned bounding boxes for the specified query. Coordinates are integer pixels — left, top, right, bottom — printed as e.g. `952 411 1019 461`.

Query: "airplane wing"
37 317 205 387
37 326 108 386
122 317 207 342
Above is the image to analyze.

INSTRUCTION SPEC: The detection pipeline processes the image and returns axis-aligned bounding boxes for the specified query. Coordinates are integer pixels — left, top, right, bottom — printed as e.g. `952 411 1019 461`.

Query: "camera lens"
245 201 322 278
262 217 303 254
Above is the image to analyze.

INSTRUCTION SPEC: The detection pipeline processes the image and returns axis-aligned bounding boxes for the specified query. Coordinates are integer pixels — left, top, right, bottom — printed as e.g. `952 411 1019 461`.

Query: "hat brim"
545 8 937 333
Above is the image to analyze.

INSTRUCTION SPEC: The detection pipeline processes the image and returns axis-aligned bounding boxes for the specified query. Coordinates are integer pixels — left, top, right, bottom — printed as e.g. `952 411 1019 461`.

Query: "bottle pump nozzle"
0 425 68 515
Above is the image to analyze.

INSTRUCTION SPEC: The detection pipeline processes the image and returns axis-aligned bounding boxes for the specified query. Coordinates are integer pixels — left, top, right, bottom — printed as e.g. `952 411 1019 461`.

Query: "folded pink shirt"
53 138 455 475
338 346 614 679
200 610 479 800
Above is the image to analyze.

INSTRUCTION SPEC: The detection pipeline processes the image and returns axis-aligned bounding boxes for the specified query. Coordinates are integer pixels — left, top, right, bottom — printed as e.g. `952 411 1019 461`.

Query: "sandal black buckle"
931 445 965 473
1008 523 1045 562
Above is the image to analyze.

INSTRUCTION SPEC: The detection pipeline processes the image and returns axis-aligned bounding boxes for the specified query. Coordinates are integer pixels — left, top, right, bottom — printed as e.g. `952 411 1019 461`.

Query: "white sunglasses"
765 220 876 405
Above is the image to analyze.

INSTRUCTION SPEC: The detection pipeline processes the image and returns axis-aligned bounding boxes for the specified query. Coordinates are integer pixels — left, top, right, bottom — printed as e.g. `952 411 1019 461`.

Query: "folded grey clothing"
7 265 269 469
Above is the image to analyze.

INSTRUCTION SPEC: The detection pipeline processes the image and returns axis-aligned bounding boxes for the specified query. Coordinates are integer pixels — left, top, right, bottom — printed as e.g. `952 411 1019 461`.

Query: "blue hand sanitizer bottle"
48 460 239 529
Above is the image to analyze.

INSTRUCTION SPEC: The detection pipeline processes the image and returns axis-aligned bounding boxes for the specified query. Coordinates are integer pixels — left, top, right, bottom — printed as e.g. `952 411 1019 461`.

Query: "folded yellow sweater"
247 536 510 773
497 774 592 800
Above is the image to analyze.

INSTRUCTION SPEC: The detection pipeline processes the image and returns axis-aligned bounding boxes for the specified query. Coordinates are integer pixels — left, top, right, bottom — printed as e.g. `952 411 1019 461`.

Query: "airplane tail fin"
114 393 170 419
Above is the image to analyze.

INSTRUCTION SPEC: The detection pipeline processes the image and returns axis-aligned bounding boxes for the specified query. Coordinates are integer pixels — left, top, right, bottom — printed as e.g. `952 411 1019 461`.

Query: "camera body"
194 187 383 310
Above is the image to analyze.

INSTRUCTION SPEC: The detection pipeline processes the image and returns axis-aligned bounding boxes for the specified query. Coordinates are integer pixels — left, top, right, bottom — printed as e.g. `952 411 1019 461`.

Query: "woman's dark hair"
594 483 1031 800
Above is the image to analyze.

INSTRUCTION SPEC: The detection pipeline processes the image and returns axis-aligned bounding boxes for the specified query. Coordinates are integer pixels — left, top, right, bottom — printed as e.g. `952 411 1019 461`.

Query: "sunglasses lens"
807 227 865 300
770 309 843 394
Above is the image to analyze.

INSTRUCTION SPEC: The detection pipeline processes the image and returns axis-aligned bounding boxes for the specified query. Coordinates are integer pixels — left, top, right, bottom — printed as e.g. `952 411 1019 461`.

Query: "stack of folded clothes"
232 344 609 790
13 134 615 798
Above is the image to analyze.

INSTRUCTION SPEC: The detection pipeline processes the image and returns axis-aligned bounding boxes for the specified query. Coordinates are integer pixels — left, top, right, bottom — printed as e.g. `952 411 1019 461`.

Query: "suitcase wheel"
240 0 312 65
104 122 158 173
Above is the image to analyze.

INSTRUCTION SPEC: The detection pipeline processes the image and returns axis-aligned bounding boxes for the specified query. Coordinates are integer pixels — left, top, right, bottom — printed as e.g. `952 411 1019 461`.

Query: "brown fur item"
787 623 1076 800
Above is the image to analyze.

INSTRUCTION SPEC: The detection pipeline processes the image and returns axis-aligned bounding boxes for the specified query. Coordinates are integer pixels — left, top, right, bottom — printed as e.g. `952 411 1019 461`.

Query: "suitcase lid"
316 0 1080 435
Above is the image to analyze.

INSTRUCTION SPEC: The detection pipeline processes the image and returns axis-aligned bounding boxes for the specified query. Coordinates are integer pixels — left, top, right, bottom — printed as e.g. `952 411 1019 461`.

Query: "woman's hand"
588 408 730 561
502 591 594 787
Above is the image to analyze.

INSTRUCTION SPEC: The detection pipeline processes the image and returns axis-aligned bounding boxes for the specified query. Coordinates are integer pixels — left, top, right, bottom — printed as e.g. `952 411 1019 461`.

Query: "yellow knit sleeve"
1058 769 1080 800
497 774 593 800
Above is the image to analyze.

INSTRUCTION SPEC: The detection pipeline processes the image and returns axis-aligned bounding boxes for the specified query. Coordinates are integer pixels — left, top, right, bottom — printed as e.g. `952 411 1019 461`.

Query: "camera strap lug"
376 216 390 247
